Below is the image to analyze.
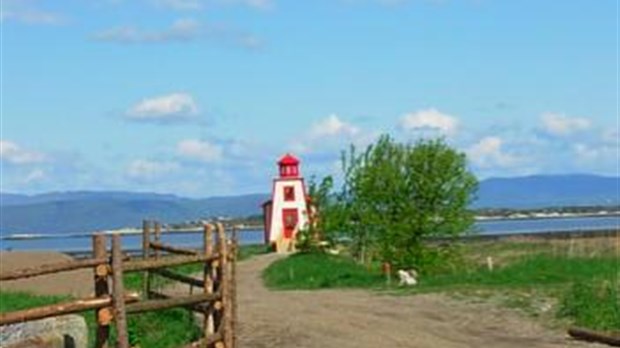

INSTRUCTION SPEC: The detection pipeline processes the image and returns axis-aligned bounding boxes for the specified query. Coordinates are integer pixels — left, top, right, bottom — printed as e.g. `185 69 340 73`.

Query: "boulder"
0 315 88 348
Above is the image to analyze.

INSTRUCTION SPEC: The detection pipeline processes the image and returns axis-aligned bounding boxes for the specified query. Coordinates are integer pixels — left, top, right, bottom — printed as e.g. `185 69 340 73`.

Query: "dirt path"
0 251 602 347
237 254 600 348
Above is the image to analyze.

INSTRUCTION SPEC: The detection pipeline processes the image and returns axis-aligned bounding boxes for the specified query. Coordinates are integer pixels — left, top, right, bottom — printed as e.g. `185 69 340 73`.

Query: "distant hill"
0 192 268 234
0 174 617 234
0 191 180 206
474 174 619 208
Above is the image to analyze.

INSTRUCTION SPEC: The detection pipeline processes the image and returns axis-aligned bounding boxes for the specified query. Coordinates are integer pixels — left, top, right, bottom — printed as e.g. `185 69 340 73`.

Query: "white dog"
398 269 418 286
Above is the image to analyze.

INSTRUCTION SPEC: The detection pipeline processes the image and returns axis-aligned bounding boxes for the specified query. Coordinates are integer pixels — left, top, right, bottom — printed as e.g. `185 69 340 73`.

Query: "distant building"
262 154 310 253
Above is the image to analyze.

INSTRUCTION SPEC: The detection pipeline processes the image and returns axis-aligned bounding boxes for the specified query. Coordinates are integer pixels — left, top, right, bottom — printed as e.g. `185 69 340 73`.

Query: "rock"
0 315 88 348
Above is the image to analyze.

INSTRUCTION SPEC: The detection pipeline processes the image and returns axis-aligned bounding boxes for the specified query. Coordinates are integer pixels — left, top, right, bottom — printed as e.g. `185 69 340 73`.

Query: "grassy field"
0 243 268 348
264 252 384 289
263 234 620 331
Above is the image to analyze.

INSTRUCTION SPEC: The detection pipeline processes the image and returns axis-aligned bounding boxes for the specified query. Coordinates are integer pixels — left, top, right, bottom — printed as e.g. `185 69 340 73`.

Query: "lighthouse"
262 154 310 253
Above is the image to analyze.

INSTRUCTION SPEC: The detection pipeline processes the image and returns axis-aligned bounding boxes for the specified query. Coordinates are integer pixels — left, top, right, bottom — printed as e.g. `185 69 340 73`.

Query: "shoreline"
475 211 620 221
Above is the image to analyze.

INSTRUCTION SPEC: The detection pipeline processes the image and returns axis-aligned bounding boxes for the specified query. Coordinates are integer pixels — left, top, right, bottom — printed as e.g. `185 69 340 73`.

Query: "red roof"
278 153 300 165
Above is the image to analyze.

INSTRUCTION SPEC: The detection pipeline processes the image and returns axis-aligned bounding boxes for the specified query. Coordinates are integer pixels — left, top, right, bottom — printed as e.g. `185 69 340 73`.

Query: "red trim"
282 208 298 239
278 153 300 178
277 153 300 165
283 185 295 201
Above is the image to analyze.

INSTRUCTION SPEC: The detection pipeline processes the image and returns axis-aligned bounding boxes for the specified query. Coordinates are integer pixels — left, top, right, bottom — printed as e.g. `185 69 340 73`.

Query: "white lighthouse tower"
262 154 310 253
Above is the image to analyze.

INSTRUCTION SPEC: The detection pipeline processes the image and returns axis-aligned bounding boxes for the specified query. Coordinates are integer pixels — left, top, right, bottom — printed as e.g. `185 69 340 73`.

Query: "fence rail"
0 220 238 348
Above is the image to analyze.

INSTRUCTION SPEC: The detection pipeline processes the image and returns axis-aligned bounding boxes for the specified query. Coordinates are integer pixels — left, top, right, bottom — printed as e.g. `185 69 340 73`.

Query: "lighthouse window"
284 186 295 201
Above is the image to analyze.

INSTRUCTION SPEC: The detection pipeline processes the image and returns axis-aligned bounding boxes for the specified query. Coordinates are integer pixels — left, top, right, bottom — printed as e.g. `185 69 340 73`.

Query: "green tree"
336 135 478 270
296 175 334 252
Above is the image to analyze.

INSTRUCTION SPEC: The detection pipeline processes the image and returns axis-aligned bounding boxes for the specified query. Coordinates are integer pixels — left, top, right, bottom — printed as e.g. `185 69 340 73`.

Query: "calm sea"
0 215 618 252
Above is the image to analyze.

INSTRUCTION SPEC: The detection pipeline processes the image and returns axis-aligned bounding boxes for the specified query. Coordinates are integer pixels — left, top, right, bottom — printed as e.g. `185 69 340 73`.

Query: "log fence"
0 220 238 348
568 327 620 347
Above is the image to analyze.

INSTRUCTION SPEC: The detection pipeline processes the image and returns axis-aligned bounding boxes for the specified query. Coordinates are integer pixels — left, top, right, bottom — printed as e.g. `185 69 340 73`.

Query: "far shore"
474 210 620 221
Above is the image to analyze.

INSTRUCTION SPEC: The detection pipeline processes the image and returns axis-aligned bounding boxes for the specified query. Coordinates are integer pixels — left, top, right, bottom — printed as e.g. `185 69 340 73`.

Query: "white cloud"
0 140 47 164
290 114 372 156
154 0 204 10
400 108 459 136
23 169 46 184
214 0 273 10
127 93 198 121
1 1 65 25
154 0 273 10
467 136 519 168
341 0 442 7
540 112 591 136
573 143 599 161
236 0 273 9
93 18 263 49
309 114 359 139
94 18 202 43
1 10 64 25
573 142 617 164
177 139 223 162
126 159 180 179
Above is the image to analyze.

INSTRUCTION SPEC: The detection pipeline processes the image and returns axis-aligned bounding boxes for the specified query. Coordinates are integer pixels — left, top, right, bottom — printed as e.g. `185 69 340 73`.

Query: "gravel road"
236 254 601 348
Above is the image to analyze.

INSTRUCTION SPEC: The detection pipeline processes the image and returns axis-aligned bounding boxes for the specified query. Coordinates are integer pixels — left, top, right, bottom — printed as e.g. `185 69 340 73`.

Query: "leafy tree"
296 175 339 252
335 135 478 270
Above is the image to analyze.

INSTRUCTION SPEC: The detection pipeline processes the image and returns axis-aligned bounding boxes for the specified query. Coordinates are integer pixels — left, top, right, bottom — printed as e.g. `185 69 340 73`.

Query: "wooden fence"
0 221 238 348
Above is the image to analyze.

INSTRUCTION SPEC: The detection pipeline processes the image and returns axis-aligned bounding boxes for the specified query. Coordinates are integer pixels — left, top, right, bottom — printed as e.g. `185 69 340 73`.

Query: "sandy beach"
0 251 93 298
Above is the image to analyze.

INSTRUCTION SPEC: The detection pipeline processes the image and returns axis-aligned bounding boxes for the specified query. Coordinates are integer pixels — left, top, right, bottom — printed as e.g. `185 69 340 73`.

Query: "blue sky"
1 0 618 197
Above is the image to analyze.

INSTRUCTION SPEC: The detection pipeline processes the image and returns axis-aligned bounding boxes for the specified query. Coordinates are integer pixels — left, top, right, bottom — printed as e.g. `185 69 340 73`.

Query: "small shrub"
295 227 323 253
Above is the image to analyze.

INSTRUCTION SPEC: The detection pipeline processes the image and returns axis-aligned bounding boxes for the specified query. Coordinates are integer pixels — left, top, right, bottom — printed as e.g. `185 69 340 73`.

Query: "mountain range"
1 174 618 234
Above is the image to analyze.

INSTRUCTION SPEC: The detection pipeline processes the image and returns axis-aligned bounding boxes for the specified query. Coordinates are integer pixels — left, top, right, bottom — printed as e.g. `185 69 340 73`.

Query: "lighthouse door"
282 208 298 239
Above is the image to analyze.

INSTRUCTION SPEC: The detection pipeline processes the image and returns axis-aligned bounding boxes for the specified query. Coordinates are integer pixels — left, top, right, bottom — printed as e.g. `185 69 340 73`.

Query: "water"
0 230 265 252
1 215 618 252
475 215 619 235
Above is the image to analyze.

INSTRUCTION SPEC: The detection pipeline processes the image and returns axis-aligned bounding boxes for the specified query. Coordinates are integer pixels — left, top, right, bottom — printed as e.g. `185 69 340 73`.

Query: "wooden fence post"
203 223 215 343
142 220 151 298
231 226 238 348
154 221 161 260
217 223 232 348
93 233 110 348
112 234 130 348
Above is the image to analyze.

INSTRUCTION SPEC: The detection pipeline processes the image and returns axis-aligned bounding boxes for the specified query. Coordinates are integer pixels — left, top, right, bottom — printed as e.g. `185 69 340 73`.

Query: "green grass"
123 263 204 291
417 254 617 290
264 252 617 291
123 243 270 291
263 252 384 289
0 291 70 312
0 244 266 347
262 240 619 331
558 280 620 331
120 309 200 348
0 291 200 348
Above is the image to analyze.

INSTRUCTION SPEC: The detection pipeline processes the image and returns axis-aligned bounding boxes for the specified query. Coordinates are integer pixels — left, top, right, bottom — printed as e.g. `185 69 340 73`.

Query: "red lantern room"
278 153 300 178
